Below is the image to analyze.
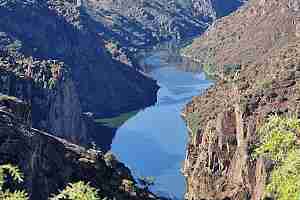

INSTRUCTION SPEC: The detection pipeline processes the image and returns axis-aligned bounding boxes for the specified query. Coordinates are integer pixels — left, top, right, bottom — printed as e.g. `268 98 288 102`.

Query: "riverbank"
111 45 213 199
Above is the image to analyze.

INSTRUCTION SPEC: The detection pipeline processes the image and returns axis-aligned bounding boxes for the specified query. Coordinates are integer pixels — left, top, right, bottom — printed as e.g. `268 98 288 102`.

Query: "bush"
0 164 28 200
254 115 299 162
256 79 273 91
186 112 201 136
202 63 217 78
48 78 56 89
50 181 100 200
266 149 300 200
0 164 102 200
254 115 300 200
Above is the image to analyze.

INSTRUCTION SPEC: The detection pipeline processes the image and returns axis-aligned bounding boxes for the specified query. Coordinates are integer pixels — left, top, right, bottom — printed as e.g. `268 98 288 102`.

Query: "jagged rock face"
84 0 245 51
0 96 160 200
0 0 161 149
182 0 300 75
182 34 300 200
0 0 159 117
0 48 90 144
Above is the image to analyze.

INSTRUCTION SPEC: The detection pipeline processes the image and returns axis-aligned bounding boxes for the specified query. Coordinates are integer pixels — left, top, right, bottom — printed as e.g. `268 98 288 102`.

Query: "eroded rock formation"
0 0 161 149
182 1 300 197
0 95 161 200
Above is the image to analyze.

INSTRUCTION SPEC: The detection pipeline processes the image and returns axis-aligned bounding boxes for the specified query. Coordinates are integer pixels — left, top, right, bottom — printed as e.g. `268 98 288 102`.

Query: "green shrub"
256 79 273 91
48 78 56 89
202 63 216 78
186 112 201 136
50 181 100 200
266 149 300 200
0 190 29 200
0 164 28 200
0 164 104 200
254 115 299 162
254 115 300 200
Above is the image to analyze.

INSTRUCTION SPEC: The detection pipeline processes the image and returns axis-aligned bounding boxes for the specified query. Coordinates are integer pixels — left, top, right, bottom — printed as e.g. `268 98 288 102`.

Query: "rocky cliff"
84 0 246 59
0 0 159 116
182 0 300 200
0 47 90 144
0 0 160 148
0 95 162 200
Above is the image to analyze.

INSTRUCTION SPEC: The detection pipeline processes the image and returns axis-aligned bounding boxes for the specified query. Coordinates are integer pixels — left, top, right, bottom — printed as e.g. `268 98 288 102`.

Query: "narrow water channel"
111 45 213 199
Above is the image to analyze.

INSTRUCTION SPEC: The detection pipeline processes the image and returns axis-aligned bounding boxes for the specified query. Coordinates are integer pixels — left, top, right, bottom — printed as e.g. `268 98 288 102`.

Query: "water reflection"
112 44 213 199
139 41 204 74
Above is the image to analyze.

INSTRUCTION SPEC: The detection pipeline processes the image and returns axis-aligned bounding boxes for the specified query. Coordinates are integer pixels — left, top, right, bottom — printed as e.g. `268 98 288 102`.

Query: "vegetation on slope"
0 164 28 200
181 0 299 78
0 163 101 200
51 182 100 200
254 115 300 200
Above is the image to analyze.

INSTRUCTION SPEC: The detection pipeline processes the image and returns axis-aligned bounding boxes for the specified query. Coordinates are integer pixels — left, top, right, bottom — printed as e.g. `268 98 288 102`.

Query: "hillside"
182 0 300 77
0 0 160 148
84 0 246 59
182 0 300 200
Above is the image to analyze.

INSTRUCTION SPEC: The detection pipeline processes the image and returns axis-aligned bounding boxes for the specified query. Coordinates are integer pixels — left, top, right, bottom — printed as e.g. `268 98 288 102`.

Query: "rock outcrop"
0 0 160 148
0 0 159 118
0 95 161 200
0 47 90 144
183 38 300 200
182 1 300 199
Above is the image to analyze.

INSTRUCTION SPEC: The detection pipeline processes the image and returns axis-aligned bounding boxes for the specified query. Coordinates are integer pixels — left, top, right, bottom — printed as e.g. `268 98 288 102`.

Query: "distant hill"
84 0 247 56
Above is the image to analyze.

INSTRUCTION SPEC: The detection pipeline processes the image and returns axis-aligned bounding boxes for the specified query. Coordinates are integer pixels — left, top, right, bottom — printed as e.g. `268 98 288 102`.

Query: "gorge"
111 43 213 199
4 0 299 200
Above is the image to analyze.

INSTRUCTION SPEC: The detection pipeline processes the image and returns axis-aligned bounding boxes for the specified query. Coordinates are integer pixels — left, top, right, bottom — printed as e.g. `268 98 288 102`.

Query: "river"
111 44 213 199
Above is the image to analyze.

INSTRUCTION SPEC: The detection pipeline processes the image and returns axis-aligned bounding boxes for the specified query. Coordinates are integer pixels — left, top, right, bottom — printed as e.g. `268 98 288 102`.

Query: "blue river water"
111 48 212 199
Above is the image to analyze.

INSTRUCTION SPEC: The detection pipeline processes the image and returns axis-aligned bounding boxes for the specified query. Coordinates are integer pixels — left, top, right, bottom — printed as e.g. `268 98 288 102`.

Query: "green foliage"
0 95 18 102
0 190 29 200
0 164 28 200
254 115 300 200
137 176 155 190
0 165 103 200
0 164 24 190
254 115 299 162
266 149 300 200
186 112 201 136
256 79 273 91
202 63 216 78
50 181 100 200
48 78 56 89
